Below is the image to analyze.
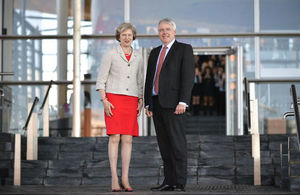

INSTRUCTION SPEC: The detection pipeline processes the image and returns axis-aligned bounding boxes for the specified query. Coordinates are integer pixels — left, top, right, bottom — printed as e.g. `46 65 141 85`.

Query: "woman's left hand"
137 99 143 116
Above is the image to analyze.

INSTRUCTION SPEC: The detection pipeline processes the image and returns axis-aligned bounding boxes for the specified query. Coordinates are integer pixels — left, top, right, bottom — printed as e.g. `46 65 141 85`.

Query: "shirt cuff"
179 102 188 107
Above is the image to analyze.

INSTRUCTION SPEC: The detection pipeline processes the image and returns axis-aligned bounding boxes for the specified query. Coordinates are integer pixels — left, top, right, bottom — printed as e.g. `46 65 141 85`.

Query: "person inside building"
96 22 143 192
202 65 215 115
191 63 202 115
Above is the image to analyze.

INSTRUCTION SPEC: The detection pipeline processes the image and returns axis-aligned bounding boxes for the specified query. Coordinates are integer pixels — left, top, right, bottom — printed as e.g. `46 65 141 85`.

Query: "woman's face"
120 29 133 47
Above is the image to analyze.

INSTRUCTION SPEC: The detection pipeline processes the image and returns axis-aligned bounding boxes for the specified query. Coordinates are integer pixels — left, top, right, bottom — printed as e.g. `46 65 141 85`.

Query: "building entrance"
186 47 244 135
186 54 226 135
143 46 244 136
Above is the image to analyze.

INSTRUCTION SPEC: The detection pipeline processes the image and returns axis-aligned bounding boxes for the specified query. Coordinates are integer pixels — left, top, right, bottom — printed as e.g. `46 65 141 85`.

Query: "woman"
191 65 202 115
202 66 215 115
96 23 143 192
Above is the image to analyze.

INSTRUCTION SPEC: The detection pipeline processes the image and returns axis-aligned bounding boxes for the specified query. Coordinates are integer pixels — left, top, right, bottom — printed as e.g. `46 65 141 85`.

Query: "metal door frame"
193 46 244 135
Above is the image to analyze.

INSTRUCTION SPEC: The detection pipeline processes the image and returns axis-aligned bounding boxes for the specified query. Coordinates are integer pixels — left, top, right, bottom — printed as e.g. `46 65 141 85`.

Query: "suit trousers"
152 96 187 185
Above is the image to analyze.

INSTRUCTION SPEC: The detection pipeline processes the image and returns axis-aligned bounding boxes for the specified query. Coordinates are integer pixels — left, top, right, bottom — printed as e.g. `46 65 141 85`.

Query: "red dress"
105 53 139 136
105 93 139 136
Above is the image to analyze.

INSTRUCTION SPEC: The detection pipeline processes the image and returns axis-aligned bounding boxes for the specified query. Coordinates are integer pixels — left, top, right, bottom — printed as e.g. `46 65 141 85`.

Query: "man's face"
158 22 176 45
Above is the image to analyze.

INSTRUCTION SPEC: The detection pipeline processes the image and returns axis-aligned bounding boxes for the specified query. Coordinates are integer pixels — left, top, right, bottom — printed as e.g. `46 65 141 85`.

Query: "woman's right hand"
103 99 114 117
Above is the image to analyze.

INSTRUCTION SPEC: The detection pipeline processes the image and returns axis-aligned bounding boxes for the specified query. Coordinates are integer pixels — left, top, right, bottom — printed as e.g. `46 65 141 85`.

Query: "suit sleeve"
144 49 155 107
179 44 194 104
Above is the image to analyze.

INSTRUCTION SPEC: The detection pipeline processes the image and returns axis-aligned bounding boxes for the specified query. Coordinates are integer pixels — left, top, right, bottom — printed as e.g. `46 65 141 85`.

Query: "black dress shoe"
174 184 185 192
150 184 174 191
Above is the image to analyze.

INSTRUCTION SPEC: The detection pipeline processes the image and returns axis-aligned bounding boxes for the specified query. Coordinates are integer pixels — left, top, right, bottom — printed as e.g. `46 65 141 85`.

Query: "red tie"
154 46 167 93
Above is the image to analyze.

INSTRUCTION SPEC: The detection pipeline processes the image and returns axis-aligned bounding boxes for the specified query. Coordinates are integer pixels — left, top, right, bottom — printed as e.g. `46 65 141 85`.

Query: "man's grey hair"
158 18 176 31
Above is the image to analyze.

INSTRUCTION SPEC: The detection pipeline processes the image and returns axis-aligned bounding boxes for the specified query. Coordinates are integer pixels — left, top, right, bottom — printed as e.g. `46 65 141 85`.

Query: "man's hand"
145 108 153 117
174 104 186 114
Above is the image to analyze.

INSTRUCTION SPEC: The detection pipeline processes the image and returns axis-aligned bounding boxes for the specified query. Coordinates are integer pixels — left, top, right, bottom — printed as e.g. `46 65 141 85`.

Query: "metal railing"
22 97 39 130
0 80 96 85
244 78 251 130
39 80 53 112
245 78 300 151
291 85 300 151
0 72 14 76
246 78 300 129
1 32 300 40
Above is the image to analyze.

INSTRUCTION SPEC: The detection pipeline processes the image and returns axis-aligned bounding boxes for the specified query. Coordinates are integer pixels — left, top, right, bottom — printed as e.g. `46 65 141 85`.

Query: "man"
144 18 194 191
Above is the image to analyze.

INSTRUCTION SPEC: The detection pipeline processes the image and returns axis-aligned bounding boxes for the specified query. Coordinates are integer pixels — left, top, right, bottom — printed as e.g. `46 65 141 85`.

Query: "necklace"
122 46 132 55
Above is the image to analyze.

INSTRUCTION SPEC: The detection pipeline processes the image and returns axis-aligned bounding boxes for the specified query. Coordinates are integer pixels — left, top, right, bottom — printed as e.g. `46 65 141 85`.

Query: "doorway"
186 47 244 136
186 53 226 135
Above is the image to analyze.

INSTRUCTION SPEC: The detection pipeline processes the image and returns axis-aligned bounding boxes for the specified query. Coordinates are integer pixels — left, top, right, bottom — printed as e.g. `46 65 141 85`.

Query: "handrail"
291 85 300 151
248 78 300 83
245 78 300 132
0 32 300 40
0 72 14 76
1 78 299 86
0 80 96 85
283 112 295 119
39 80 53 111
244 78 251 130
23 97 39 130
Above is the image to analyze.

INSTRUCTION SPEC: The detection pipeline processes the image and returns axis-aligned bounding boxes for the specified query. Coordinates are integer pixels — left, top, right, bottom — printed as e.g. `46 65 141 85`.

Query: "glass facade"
260 0 300 31
255 83 300 134
1 0 300 135
131 0 254 34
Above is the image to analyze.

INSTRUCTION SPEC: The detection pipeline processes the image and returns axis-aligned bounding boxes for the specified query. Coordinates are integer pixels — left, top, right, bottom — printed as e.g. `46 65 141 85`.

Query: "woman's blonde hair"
115 23 137 42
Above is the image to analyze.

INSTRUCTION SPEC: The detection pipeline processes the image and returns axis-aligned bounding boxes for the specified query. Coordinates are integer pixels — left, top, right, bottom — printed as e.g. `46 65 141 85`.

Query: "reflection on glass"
261 0 300 31
260 38 300 77
256 83 300 135
131 0 254 34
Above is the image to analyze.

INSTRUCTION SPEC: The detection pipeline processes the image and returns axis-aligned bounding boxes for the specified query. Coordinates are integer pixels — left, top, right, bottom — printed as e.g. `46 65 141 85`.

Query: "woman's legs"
108 134 121 189
121 135 133 189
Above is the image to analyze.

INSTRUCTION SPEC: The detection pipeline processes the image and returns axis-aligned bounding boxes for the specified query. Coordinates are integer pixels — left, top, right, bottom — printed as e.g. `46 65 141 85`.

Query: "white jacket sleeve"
95 50 112 91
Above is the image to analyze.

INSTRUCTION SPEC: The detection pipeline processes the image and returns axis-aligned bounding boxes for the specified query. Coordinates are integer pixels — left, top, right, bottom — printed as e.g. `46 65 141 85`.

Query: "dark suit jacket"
144 40 194 109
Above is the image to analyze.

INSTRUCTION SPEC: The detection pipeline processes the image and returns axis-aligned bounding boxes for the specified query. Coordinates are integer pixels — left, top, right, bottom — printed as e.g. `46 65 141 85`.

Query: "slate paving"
0 185 299 195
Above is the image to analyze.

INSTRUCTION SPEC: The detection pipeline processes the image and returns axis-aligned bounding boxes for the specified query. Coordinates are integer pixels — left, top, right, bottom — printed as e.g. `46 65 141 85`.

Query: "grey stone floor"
0 185 299 195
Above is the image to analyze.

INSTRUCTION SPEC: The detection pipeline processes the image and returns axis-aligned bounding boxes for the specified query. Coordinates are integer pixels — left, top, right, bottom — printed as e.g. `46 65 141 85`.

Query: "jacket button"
126 88 129 91
128 64 130 67
127 76 130 78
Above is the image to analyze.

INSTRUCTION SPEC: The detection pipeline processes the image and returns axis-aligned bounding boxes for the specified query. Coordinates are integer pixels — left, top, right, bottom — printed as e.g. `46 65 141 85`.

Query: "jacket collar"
117 45 136 63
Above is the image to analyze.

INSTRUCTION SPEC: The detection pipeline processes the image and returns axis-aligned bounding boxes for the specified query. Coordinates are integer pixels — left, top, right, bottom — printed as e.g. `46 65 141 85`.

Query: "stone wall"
0 133 294 187
288 136 300 191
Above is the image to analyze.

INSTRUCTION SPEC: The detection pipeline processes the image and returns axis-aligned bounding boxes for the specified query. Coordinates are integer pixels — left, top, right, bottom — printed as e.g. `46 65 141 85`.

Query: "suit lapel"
117 45 130 63
151 46 162 77
129 49 137 63
162 40 178 68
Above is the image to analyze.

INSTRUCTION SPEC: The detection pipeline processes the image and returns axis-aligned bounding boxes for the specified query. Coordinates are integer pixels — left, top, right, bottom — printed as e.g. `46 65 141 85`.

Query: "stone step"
0 142 13 152
0 133 14 143
2 134 290 186
186 116 226 122
18 163 243 186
